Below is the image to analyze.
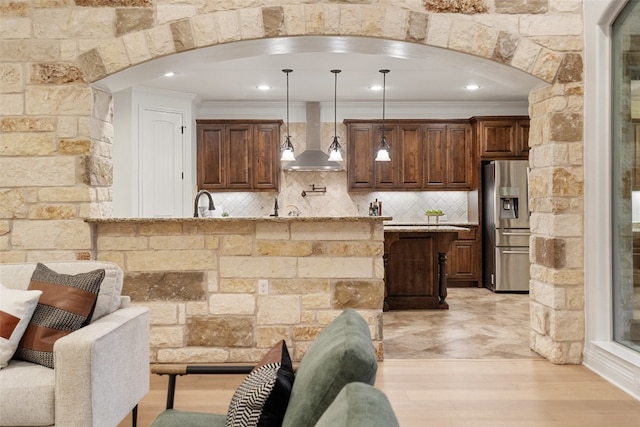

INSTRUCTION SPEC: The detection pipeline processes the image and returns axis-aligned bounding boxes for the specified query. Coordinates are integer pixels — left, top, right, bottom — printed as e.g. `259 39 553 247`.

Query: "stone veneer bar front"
87 216 387 363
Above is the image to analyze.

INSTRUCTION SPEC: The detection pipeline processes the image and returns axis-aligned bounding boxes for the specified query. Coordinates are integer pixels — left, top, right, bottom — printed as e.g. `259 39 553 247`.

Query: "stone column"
528 82 585 364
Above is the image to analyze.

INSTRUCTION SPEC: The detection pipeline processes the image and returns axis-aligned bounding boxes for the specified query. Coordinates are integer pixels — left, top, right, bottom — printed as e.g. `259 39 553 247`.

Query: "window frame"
583 0 640 399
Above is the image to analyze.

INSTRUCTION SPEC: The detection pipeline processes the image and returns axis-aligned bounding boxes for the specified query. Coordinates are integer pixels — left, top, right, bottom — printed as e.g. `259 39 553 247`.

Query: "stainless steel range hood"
283 102 344 171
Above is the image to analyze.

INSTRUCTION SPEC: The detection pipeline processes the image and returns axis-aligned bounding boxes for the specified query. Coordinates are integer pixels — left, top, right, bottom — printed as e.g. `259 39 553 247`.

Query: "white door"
139 108 184 217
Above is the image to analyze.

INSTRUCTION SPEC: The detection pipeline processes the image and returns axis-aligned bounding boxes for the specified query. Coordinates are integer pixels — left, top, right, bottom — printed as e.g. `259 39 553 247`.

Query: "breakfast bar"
86 216 388 363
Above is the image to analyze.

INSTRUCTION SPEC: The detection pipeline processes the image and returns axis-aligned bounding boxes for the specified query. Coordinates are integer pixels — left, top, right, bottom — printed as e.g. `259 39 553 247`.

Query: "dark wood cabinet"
347 123 375 189
396 123 423 189
373 124 397 189
633 121 640 191
473 116 530 159
252 122 280 190
385 235 438 310
346 120 474 191
446 226 481 286
197 120 281 191
634 232 640 288
423 123 474 189
384 230 460 310
422 124 447 189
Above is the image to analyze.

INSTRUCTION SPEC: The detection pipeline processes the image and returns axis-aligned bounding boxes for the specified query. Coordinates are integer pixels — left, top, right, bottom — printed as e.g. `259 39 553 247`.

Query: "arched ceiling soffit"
79 6 580 102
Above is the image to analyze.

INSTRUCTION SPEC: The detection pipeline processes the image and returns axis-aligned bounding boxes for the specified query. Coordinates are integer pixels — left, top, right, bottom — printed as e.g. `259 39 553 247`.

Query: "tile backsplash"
206 172 471 223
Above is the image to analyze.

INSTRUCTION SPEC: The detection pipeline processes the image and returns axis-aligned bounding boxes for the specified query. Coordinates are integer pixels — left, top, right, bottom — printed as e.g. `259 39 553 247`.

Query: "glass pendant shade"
375 135 391 161
328 136 343 161
281 136 296 161
375 69 390 162
280 69 295 162
328 69 344 163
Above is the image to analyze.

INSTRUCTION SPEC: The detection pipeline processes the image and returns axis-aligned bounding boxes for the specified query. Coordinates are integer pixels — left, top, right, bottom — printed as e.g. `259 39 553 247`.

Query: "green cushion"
150 409 226 427
281 309 377 427
315 382 400 427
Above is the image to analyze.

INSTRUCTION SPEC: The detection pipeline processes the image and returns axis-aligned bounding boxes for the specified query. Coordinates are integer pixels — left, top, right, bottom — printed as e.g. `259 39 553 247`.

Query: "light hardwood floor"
120 360 640 427
119 289 640 426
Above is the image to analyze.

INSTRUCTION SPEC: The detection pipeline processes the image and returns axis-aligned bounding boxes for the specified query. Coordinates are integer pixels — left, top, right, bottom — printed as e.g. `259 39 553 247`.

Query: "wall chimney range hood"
283 102 344 171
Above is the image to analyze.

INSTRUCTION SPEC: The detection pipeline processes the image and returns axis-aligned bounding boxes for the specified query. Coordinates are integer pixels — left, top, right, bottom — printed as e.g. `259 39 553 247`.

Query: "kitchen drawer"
457 227 477 240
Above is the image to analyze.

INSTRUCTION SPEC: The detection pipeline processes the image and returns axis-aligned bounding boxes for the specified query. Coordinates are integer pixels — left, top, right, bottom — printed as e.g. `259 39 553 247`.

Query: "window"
612 0 640 352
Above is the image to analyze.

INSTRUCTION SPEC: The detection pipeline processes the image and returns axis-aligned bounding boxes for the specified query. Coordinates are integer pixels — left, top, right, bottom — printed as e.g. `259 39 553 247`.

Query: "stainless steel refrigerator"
482 160 531 292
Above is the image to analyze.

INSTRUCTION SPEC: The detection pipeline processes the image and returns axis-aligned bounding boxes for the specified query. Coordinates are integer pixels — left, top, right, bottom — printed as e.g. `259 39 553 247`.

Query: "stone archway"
74 4 585 364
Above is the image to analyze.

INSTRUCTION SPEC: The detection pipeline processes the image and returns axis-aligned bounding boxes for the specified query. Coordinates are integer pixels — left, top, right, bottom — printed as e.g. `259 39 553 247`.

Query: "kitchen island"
383 224 469 310
86 216 389 363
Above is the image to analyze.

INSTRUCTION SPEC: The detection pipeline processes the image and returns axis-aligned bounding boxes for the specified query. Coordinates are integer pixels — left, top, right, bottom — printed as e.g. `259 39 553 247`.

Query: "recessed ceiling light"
257 85 271 91
369 85 383 91
164 72 175 77
465 84 480 91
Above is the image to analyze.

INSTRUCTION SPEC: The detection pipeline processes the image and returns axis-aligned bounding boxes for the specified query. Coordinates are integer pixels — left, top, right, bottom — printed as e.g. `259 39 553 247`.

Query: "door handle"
503 250 529 254
502 232 530 236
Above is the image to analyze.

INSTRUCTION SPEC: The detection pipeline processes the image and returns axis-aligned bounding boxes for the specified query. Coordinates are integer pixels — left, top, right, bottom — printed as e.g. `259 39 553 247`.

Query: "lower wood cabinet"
446 226 481 287
385 235 439 310
384 231 460 310
634 231 640 288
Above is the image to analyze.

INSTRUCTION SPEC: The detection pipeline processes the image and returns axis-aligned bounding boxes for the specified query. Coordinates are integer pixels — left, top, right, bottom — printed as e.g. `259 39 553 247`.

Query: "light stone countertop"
383 225 469 233
86 216 392 223
383 220 476 233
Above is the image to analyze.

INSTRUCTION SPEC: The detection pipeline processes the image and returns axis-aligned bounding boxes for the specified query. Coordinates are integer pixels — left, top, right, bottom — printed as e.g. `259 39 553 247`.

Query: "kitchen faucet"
193 190 215 217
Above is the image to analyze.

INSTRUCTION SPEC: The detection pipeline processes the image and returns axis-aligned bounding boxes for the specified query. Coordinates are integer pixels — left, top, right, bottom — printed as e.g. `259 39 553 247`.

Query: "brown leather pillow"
14 263 105 369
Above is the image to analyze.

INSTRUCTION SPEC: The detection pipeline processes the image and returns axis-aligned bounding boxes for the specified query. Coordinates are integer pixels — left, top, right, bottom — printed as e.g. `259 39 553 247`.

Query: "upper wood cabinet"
423 123 474 190
347 122 376 189
345 120 474 191
472 116 530 159
373 123 423 189
196 120 281 191
633 120 640 191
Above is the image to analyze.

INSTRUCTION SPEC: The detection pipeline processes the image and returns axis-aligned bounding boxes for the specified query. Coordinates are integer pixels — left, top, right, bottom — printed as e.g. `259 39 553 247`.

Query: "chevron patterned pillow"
226 340 294 427
14 263 105 369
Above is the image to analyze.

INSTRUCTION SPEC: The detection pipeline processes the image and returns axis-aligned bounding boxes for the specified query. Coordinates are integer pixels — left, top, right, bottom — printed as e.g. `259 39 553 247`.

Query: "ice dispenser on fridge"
499 188 520 220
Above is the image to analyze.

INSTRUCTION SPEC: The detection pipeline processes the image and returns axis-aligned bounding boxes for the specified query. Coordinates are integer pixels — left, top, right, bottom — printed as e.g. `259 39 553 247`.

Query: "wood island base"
383 227 466 310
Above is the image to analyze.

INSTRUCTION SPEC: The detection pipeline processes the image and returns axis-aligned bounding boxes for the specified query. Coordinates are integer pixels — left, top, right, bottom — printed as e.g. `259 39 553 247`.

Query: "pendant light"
280 69 296 162
375 69 391 162
328 69 343 162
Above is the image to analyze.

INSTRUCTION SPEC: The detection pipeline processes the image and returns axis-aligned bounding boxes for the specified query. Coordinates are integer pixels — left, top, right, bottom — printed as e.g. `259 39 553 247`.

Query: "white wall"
113 87 196 217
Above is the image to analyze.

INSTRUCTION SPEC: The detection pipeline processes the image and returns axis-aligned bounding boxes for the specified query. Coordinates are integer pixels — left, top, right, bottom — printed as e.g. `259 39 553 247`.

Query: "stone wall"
0 1 585 363
89 217 385 363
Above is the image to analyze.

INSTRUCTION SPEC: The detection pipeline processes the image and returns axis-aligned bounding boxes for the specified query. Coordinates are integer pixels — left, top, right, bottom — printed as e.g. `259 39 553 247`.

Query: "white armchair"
0 261 150 427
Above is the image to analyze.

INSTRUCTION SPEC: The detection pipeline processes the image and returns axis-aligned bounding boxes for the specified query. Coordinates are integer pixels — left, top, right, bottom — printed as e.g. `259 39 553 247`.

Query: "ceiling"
95 36 547 104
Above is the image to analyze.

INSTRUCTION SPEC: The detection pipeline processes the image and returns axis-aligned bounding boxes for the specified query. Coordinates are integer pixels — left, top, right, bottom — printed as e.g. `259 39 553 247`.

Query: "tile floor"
383 287 542 359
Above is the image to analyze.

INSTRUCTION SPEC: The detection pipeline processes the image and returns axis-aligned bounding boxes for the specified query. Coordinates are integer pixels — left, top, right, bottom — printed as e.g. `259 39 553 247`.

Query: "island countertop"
383 224 469 233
